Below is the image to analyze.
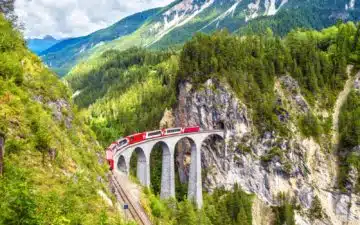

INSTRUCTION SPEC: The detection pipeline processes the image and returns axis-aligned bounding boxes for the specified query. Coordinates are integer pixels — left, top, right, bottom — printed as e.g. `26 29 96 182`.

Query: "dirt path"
332 66 355 147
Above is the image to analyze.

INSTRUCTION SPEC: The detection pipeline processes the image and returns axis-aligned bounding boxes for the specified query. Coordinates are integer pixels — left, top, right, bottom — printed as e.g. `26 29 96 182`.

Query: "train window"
118 139 128 147
167 128 181 133
148 131 162 137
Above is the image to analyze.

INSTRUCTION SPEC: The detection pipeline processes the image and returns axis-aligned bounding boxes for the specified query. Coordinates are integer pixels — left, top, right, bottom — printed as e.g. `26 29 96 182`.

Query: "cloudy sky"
15 0 174 39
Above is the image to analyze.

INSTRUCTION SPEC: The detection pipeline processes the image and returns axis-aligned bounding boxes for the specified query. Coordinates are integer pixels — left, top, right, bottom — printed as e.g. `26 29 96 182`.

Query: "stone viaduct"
113 130 224 208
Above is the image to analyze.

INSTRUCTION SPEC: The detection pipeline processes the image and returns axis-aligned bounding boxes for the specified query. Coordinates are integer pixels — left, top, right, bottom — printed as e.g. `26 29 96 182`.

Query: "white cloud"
15 0 174 38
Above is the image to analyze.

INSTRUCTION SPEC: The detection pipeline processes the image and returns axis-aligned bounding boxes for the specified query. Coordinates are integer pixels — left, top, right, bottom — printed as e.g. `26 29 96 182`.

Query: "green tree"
176 199 197 225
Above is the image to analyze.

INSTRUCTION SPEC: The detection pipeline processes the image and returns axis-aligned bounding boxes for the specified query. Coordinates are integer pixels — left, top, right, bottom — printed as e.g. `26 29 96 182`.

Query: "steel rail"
111 172 148 225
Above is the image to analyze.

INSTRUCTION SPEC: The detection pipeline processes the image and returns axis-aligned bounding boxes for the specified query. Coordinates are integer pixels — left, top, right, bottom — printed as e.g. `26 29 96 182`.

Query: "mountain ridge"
26 35 60 54
43 0 360 76
40 7 162 76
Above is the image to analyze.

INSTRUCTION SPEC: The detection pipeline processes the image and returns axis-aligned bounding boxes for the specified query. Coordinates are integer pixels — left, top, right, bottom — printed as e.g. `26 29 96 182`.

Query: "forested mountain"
3 0 360 224
65 19 360 224
43 0 360 76
26 35 60 54
40 8 161 76
0 15 129 224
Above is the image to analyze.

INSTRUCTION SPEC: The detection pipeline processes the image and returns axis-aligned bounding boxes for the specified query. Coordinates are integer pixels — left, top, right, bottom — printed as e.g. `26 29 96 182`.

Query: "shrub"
272 193 295 225
298 113 323 139
309 196 323 221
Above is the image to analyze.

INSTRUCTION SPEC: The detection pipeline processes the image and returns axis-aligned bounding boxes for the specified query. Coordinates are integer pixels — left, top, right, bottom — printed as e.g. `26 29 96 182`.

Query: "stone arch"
129 147 149 186
174 137 197 201
150 141 174 199
117 155 127 173
200 133 226 191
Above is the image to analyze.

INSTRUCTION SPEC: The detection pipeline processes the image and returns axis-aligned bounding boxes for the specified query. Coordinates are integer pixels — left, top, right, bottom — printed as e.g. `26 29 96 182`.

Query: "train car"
183 126 200 133
105 126 201 170
106 141 118 170
164 127 182 135
127 133 146 145
145 130 163 139
117 138 129 149
106 149 114 170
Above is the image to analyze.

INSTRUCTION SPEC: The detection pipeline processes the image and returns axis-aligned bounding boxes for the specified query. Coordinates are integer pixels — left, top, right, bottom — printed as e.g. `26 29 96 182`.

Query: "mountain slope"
65 22 360 224
238 0 360 36
26 35 60 54
0 15 127 224
46 0 360 76
41 8 161 76
113 0 360 50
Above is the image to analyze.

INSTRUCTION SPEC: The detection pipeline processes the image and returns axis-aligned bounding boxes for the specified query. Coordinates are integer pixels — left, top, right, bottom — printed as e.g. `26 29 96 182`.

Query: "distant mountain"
92 0 360 52
40 8 161 76
43 0 360 76
26 35 60 54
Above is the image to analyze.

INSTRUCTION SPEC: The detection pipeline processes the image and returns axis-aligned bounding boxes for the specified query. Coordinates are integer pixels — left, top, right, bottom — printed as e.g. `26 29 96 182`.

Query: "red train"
105 126 200 170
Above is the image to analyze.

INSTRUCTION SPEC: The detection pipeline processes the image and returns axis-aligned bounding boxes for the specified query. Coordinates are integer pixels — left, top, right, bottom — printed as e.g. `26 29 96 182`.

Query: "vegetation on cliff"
339 90 360 192
142 184 253 225
0 15 128 224
63 20 360 224
179 22 360 135
66 48 178 146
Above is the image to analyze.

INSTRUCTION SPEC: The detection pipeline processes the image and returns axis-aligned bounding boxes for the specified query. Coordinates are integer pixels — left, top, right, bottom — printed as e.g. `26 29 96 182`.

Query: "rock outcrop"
170 77 360 225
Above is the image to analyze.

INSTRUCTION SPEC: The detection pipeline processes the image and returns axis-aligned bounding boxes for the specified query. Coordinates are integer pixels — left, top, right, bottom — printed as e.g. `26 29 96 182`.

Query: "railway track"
111 172 150 225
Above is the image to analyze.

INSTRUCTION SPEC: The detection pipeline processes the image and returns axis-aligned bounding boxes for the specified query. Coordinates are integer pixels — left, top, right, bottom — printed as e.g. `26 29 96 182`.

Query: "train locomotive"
105 126 200 170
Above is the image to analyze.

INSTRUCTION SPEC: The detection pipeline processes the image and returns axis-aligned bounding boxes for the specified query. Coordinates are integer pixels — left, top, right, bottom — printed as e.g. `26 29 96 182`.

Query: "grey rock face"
334 194 351 216
279 75 309 113
355 76 360 91
47 99 73 129
172 78 360 224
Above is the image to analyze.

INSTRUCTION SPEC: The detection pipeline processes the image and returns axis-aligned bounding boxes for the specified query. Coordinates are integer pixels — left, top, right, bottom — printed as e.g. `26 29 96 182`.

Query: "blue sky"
15 0 174 38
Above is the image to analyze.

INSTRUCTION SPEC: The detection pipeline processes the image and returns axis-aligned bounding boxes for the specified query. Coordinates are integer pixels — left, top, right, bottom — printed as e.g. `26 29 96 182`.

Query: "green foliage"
338 90 360 191
178 30 288 133
309 196 323 221
272 193 296 225
0 15 24 84
67 47 172 108
177 199 197 225
150 145 162 195
41 8 161 76
68 48 178 146
203 184 253 225
339 91 360 148
298 113 323 139
175 164 188 202
179 22 357 136
261 147 284 163
144 184 253 225
0 163 38 225
0 15 125 224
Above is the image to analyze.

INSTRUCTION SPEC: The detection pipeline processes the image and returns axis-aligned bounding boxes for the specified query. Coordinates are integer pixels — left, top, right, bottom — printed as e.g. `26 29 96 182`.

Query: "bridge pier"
160 142 175 199
136 147 150 188
188 140 203 208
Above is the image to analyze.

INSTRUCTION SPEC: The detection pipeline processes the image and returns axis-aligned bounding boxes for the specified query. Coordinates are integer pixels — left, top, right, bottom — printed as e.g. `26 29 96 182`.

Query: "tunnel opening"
216 121 225 130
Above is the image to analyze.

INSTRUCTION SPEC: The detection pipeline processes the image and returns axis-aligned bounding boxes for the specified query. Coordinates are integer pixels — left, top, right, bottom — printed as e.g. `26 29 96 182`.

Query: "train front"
106 142 117 170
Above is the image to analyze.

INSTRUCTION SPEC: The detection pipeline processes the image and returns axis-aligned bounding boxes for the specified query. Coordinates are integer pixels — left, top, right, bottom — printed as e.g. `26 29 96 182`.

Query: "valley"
1 0 360 225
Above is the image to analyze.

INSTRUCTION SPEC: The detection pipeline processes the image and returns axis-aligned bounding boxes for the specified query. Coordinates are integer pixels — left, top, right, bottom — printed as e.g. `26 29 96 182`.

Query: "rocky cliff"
169 75 360 225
